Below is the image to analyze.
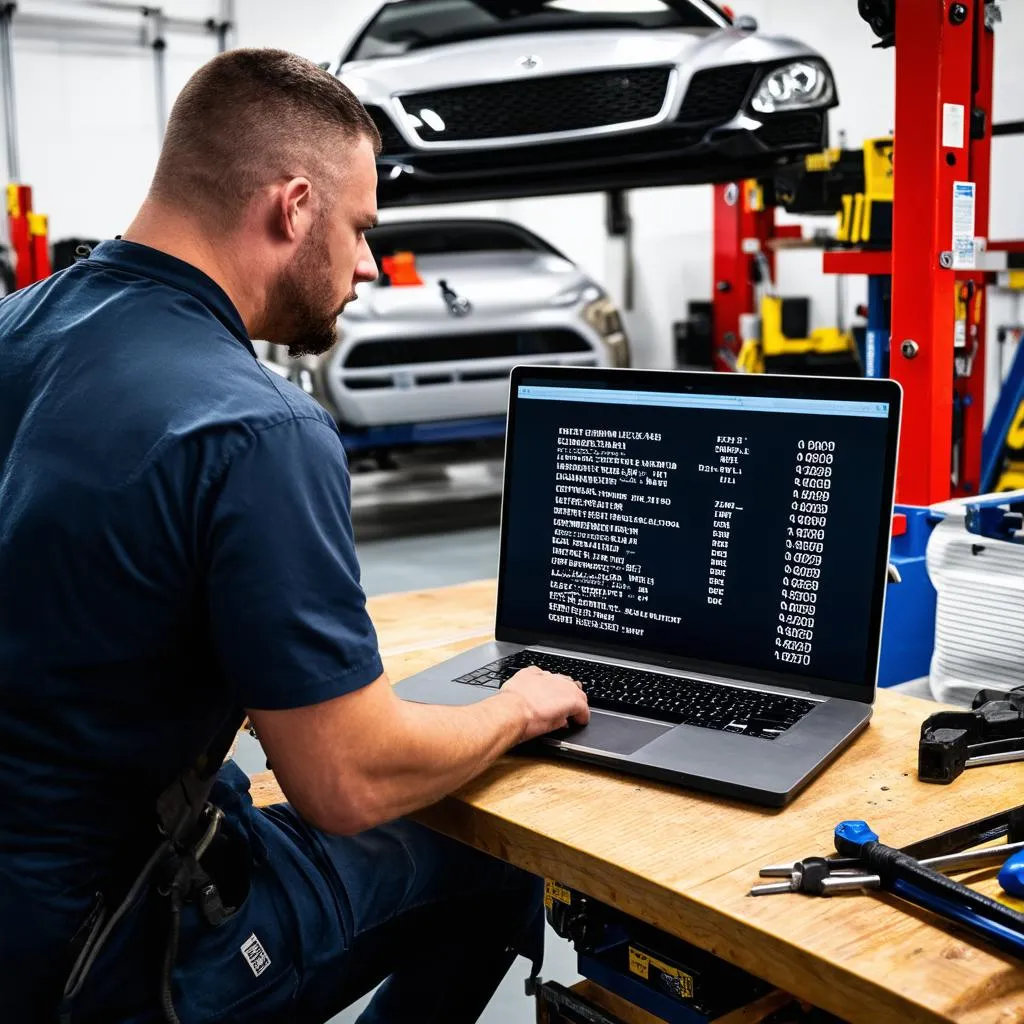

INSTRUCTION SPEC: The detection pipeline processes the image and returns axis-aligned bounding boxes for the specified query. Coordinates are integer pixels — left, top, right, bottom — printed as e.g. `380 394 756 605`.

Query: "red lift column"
711 180 776 372
953 0 995 497
6 183 33 290
889 0 978 505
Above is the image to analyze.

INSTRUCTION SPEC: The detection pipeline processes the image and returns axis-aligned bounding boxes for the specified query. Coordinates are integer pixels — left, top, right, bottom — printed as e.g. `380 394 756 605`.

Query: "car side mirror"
735 14 758 31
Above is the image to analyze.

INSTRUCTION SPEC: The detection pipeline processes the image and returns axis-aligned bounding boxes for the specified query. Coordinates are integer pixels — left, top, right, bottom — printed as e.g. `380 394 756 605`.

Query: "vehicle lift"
695 0 1024 688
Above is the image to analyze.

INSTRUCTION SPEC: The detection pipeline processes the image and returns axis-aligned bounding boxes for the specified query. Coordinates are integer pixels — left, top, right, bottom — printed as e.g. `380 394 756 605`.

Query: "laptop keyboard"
454 650 816 740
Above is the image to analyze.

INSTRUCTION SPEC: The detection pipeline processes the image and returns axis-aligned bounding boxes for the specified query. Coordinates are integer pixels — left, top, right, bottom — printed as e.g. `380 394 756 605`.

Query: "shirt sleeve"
203 415 383 710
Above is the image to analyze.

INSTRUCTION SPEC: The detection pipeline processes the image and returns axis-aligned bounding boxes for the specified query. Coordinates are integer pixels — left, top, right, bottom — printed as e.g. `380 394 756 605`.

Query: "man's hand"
499 667 590 743
249 665 591 835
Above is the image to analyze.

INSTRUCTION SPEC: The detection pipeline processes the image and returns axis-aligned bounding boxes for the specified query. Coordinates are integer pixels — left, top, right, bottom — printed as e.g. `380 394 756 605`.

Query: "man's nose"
355 243 378 284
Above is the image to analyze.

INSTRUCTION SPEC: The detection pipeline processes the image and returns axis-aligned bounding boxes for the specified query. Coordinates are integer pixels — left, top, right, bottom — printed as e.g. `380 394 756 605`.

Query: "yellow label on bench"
628 946 694 999
544 880 572 910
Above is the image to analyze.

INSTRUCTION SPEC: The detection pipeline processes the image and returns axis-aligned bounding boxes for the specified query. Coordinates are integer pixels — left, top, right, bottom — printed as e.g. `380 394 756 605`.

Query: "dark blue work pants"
68 762 544 1023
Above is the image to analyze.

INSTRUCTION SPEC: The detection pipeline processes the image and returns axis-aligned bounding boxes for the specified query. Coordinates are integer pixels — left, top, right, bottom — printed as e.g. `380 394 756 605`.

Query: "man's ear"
276 177 313 243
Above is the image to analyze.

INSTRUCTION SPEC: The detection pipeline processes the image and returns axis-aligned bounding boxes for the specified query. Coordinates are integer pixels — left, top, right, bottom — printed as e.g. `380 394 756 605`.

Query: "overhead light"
419 108 446 133
546 0 668 12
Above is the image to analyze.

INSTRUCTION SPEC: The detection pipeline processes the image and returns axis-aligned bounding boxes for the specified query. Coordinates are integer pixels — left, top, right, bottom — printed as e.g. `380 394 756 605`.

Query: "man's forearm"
355 690 528 826
248 668 582 836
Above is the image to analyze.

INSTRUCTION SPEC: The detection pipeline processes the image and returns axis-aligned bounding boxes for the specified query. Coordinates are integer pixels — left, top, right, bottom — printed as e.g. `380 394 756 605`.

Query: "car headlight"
751 61 834 114
582 296 631 368
552 283 603 308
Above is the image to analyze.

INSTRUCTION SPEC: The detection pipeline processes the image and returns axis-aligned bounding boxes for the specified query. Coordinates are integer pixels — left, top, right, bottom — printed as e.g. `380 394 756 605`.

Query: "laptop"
395 366 902 807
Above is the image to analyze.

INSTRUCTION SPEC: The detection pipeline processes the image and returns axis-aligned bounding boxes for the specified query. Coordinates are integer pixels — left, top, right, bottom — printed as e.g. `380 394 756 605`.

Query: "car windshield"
368 220 563 258
345 0 726 62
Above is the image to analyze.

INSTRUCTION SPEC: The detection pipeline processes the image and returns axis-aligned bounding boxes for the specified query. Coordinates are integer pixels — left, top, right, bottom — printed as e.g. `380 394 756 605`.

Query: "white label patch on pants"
240 933 272 977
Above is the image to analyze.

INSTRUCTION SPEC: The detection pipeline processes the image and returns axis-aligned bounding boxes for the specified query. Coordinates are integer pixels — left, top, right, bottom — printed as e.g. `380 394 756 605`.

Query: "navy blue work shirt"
0 240 383 1014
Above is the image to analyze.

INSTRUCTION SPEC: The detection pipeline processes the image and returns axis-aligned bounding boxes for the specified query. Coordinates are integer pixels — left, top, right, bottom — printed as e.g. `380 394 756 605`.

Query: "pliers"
751 840 1024 896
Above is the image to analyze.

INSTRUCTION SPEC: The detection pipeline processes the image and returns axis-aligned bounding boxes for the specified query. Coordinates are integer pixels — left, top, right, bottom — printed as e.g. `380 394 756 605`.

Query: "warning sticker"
952 182 976 270
543 879 572 910
628 945 695 1000
943 103 965 149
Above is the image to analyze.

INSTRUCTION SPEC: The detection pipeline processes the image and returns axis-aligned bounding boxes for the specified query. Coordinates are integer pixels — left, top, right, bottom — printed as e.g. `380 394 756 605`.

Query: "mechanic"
0 49 589 1023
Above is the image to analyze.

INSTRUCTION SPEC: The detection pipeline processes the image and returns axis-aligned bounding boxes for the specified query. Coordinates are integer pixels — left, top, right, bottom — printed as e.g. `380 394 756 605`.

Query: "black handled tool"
836 821 1024 960
919 685 1024 784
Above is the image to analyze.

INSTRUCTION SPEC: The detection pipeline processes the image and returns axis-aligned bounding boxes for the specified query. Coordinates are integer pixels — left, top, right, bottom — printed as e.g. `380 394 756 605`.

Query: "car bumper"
322 308 616 429
374 112 829 207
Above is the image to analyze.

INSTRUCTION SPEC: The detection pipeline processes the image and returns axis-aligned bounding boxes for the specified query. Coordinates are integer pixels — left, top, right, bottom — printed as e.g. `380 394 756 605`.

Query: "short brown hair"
151 48 380 224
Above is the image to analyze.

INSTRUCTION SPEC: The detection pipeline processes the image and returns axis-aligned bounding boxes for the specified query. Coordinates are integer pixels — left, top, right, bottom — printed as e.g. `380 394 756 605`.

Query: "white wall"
2 0 1023 389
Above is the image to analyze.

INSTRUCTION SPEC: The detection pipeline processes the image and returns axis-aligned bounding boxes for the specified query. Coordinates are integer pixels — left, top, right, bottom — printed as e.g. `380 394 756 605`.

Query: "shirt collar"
87 239 255 356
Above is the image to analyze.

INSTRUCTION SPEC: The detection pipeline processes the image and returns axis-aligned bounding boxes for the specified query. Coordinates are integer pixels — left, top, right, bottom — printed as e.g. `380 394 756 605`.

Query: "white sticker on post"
952 181 976 270
954 319 967 349
943 103 966 149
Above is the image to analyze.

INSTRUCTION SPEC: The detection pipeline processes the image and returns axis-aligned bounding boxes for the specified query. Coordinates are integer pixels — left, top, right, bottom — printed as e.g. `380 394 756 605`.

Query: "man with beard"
0 49 589 1023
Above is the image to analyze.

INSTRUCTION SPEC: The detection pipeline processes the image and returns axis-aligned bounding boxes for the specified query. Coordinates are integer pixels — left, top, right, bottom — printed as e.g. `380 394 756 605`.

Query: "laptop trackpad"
552 711 672 756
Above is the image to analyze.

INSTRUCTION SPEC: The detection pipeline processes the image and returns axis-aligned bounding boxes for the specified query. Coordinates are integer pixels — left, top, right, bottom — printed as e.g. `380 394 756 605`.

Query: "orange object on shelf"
381 250 423 287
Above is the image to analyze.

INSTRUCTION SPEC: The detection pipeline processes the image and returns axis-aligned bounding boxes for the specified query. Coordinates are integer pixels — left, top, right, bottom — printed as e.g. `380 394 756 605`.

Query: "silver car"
262 218 629 445
334 0 839 206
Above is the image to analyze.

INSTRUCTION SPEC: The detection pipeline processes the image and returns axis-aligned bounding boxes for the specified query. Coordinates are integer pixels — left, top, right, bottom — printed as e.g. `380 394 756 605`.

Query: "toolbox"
544 880 774 1023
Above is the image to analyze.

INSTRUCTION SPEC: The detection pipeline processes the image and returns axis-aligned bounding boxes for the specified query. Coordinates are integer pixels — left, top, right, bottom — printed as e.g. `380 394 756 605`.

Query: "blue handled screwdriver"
836 821 1024 960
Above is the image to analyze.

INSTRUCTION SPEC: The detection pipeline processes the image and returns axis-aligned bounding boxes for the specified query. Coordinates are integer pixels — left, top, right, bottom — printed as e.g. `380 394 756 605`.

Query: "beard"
262 219 353 359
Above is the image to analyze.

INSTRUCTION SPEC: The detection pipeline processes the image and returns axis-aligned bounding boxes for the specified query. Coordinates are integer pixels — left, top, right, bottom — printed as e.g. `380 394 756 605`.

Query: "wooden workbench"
250 580 1024 1024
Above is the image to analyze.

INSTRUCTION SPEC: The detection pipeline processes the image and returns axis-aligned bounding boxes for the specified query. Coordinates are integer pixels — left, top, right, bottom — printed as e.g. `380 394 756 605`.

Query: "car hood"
340 27 820 98
343 251 591 321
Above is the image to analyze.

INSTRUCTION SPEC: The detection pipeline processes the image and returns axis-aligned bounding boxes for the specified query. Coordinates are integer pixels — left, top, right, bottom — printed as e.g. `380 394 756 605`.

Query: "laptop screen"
496 368 901 703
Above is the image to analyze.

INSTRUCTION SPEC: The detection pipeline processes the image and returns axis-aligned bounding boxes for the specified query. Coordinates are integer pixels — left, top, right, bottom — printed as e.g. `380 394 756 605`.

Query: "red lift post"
6 183 51 288
889 0 992 505
710 180 800 371
712 181 766 371
957 0 994 499
6 183 33 290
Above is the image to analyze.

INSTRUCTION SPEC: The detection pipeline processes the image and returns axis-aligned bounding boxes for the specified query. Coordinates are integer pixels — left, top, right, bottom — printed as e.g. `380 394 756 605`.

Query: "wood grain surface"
249 580 1024 1024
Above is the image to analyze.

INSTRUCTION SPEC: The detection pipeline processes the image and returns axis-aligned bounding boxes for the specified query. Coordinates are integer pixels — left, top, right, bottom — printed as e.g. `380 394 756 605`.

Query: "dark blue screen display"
499 382 893 689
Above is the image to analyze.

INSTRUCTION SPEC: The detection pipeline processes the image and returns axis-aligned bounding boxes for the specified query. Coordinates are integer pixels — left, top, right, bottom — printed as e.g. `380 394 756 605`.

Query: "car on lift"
333 0 839 206
258 217 629 457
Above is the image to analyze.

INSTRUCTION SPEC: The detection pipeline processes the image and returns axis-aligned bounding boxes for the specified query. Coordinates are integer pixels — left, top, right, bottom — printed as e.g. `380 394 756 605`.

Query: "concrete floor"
231 461 940 1024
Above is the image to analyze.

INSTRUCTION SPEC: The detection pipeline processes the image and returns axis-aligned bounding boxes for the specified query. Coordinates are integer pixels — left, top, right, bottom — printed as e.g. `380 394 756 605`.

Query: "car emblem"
518 54 541 71
439 279 473 318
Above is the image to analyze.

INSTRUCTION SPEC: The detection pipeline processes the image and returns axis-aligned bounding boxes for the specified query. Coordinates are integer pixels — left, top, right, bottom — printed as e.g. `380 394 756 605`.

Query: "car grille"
364 104 406 154
398 67 672 143
677 64 758 124
344 329 593 369
758 112 827 149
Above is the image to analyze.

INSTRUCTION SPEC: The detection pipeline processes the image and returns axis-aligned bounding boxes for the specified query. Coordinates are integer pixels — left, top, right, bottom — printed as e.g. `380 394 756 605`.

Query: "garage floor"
230 464 937 1024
